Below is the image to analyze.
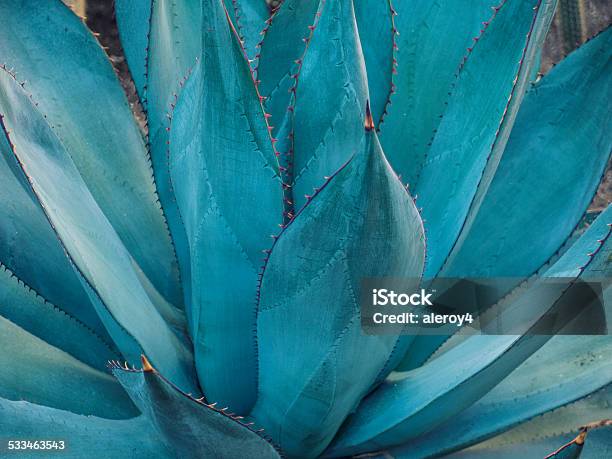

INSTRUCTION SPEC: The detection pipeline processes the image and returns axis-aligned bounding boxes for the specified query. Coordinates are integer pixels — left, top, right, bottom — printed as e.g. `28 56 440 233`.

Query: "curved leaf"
379 0 495 186
0 121 108 341
0 398 163 459
374 336 612 458
327 205 611 456
113 0 151 100
415 0 557 278
396 28 612 372
353 0 396 126
224 0 270 59
0 316 135 419
115 0 200 304
443 392 612 458
0 68 198 393
0 264 116 370
0 0 182 305
111 360 281 459
168 0 282 413
442 26 612 277
257 0 319 100
257 0 369 210
252 129 425 457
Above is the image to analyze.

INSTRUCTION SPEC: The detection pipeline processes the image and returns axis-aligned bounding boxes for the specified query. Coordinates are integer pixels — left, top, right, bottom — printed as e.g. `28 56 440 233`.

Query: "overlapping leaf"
377 0 496 184
0 69 198 393
251 128 425 457
326 206 611 456
115 0 201 301
414 0 557 278
111 360 280 459
0 316 135 419
0 398 162 459
0 0 182 305
257 0 369 210
442 26 612 278
168 0 282 413
375 336 612 458
0 123 108 341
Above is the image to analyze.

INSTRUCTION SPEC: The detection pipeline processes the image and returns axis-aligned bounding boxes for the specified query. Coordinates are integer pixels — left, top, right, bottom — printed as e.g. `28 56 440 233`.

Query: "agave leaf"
251 128 425 457
0 316 135 419
114 0 200 112
168 0 282 413
443 396 612 458
396 27 612 372
327 334 551 456
257 0 369 210
442 26 612 278
0 265 116 370
224 0 270 59
0 126 109 341
256 0 320 184
353 0 397 126
0 398 163 459
290 0 369 211
115 0 200 302
375 336 612 458
378 0 496 185
113 0 151 98
327 205 611 456
0 0 182 306
111 359 281 459
415 0 557 278
365 390 612 458
256 0 319 102
0 69 198 393
547 207 612 278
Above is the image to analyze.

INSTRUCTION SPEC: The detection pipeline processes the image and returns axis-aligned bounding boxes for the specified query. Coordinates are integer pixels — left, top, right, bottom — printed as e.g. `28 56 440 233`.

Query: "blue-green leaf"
353 0 396 126
290 0 369 210
0 0 182 306
379 0 495 185
257 0 369 210
327 205 611 456
414 0 557 278
0 398 163 459
443 393 612 459
111 360 281 459
547 204 612 278
0 316 135 419
168 0 282 413
257 0 319 100
0 68 197 393
327 334 552 456
113 0 151 100
224 0 270 59
396 27 611 372
0 121 108 341
0 264 116 370
442 26 612 278
375 335 612 458
115 0 200 304
251 129 425 457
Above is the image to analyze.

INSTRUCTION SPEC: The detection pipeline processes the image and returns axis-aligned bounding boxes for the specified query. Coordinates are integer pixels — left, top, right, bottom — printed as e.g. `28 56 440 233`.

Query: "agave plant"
0 0 610 457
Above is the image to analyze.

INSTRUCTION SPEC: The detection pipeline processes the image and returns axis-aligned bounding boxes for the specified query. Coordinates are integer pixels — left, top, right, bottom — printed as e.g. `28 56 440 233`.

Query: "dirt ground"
80 0 611 211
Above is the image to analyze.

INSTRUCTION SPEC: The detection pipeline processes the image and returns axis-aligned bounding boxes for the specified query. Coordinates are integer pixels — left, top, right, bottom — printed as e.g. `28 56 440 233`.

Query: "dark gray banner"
361 277 610 335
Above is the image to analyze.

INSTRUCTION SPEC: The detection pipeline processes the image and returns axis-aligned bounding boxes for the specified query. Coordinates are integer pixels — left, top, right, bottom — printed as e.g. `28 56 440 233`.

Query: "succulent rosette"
0 0 610 458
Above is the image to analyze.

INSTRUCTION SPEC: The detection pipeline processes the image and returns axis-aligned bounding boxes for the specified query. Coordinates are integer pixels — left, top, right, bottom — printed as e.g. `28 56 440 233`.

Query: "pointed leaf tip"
575 430 587 445
364 101 375 131
141 354 154 372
